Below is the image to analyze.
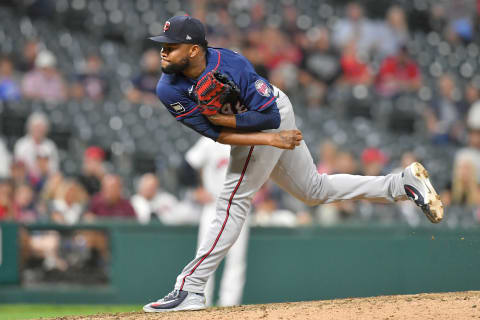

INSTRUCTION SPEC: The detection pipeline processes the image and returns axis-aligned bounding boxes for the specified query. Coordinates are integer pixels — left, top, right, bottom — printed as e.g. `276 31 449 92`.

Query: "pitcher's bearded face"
161 57 190 74
160 44 191 74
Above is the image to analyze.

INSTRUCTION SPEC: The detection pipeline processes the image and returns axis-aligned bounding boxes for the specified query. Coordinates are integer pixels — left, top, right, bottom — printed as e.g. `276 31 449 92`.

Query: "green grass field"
0 305 141 320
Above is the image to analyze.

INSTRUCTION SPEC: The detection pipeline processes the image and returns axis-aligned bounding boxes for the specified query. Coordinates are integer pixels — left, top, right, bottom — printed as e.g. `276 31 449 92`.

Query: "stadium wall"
0 222 479 304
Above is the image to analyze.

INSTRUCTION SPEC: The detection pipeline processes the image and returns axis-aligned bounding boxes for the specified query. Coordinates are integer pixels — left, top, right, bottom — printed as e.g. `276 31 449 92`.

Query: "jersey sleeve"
156 81 221 141
156 81 198 119
228 54 276 112
182 114 221 141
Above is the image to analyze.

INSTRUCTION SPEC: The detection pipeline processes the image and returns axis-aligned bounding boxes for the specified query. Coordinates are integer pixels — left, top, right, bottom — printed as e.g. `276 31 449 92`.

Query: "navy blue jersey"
156 47 278 140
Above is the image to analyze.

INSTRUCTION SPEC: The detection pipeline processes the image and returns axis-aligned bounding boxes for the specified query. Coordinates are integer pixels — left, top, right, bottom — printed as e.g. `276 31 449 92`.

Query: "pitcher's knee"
296 174 328 206
297 194 324 206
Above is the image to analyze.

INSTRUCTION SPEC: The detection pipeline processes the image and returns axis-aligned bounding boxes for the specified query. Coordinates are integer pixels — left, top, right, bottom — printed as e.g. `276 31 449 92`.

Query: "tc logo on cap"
163 21 170 32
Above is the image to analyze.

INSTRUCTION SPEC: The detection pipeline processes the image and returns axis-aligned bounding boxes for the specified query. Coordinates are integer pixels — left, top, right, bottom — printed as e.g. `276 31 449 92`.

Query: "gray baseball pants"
175 87 406 293
198 202 249 306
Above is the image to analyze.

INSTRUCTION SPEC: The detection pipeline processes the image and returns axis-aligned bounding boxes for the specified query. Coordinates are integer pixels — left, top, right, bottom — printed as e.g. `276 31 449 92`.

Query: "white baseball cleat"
143 289 206 312
402 162 444 223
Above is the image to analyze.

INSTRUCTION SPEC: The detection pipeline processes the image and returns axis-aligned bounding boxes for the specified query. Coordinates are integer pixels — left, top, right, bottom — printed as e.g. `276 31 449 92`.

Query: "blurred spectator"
429 1 475 45
377 6 409 58
50 180 88 225
333 2 376 55
40 172 64 202
259 27 302 70
29 145 55 193
37 171 64 217
14 112 59 179
445 0 476 43
0 179 14 220
339 40 373 86
316 149 358 225
242 42 269 79
448 153 479 207
459 82 479 116
241 15 269 79
301 27 341 86
268 63 298 92
444 23 464 47
70 54 108 101
429 3 448 34
425 74 463 143
299 27 340 107
126 49 161 104
334 150 359 175
251 182 297 227
13 183 37 223
454 102 480 184
280 5 303 45
248 1 266 30
375 45 422 97
15 39 40 72
84 174 136 220
10 160 29 188
268 63 298 94
0 138 12 178
203 8 241 48
361 148 388 176
21 0 55 19
21 50 68 103
131 173 179 224
359 148 396 222
399 151 418 170
77 146 106 196
316 140 338 174
0 55 21 101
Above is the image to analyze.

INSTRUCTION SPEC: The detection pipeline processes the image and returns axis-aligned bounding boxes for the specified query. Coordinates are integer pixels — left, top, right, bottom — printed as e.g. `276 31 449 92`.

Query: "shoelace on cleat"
162 290 180 301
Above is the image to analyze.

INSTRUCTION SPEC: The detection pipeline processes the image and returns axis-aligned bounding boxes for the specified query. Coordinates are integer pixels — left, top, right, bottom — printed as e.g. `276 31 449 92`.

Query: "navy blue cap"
150 16 207 45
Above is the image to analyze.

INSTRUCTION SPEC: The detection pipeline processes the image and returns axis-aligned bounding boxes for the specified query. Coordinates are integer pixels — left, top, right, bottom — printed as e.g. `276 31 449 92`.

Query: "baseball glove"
195 71 240 116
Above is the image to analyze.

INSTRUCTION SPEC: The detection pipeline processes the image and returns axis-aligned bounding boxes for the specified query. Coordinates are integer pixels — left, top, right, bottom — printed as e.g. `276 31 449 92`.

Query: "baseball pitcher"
143 16 443 312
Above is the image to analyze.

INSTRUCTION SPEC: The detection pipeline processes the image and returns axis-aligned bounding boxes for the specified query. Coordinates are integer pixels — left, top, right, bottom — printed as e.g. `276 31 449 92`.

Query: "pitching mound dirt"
48 291 480 320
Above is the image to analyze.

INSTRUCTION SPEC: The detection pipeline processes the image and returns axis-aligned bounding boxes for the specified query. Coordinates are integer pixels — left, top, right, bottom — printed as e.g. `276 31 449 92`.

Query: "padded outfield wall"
0 222 479 304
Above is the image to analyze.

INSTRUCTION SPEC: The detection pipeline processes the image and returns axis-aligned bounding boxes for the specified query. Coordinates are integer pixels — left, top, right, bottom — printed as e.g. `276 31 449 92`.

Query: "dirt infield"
50 291 480 320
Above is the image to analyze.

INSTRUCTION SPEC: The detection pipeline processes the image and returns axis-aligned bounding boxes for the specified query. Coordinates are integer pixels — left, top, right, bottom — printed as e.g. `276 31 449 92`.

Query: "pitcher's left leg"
269 142 443 222
270 141 405 205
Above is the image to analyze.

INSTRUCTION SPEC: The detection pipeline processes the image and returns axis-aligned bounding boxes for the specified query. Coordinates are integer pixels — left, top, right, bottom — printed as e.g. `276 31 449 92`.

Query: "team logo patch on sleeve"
170 102 185 113
254 80 271 97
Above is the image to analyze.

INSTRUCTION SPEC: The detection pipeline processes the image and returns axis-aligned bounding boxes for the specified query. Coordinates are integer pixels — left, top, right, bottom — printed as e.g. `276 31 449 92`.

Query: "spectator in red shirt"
375 45 422 97
361 148 388 176
258 27 303 70
339 40 373 86
84 174 136 221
